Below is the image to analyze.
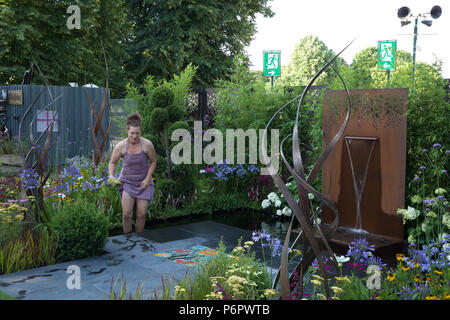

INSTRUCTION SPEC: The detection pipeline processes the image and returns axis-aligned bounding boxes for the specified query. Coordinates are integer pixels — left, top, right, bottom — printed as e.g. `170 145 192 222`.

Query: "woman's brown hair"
126 112 142 130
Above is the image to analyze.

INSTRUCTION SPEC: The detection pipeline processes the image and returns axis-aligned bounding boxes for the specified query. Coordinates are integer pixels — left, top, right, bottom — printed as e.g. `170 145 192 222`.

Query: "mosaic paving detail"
155 245 218 267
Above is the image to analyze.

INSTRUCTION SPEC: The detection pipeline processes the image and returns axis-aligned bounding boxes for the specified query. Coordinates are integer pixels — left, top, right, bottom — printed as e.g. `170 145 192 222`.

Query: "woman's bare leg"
121 191 135 233
135 198 149 233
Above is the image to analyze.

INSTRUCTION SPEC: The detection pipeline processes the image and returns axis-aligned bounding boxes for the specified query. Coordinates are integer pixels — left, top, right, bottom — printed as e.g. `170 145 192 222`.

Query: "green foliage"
0 227 57 275
168 121 190 143
0 0 129 97
168 238 273 300
0 290 15 300
125 0 274 87
150 108 169 131
50 198 110 261
151 86 175 109
280 35 348 86
398 145 448 245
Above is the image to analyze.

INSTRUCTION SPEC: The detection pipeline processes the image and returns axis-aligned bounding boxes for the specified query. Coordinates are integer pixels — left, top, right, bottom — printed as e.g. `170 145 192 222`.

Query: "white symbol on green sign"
264 51 281 77
378 40 397 71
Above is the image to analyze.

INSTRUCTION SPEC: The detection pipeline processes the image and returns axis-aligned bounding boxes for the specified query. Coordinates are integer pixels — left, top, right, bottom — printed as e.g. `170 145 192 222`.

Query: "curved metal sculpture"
261 40 354 299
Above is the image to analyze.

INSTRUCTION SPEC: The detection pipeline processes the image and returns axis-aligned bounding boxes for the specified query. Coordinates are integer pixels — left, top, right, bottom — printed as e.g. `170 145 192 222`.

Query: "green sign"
263 51 281 77
378 40 397 71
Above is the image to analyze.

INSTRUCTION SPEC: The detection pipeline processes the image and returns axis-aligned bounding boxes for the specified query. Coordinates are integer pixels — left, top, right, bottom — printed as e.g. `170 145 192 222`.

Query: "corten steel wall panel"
0 85 110 167
322 88 408 239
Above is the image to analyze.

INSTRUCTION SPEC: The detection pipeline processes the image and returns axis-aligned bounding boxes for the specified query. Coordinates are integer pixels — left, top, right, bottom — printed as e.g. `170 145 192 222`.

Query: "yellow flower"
264 289 278 296
387 274 396 282
232 246 245 253
444 292 450 300
289 249 302 256
425 296 440 300
335 276 351 283
331 286 344 294
331 296 341 300
244 241 254 246
434 269 443 275
310 279 322 286
414 275 421 282
312 275 324 281
316 293 327 300
401 266 410 271
396 253 405 261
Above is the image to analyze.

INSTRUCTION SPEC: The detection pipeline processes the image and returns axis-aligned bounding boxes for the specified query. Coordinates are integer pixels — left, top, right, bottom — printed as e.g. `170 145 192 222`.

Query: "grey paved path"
0 221 265 300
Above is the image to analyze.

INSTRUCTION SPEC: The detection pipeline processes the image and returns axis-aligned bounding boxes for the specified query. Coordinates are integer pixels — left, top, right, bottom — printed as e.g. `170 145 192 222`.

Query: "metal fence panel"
0 84 110 167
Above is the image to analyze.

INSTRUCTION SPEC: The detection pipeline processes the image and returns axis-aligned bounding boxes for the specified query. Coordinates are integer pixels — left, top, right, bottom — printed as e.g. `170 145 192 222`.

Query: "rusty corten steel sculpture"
262 41 354 299
85 41 112 172
322 88 407 240
18 63 60 224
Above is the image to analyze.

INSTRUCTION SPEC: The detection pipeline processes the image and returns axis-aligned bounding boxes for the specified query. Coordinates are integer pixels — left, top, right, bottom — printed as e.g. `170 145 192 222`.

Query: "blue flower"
19 168 40 190
419 165 426 171
432 143 442 148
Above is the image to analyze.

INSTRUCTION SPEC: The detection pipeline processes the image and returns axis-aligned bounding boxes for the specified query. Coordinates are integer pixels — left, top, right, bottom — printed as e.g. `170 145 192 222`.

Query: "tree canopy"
280 35 347 86
124 0 274 88
0 0 274 94
0 0 129 97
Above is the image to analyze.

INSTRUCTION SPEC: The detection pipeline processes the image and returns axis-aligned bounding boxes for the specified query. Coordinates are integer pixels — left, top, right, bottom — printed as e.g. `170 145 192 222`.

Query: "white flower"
274 200 282 208
282 207 292 217
308 193 314 200
199 169 205 174
442 213 450 229
285 182 292 188
400 206 420 221
313 217 321 225
276 209 283 216
261 199 271 209
268 192 279 203
334 255 350 263
421 222 427 232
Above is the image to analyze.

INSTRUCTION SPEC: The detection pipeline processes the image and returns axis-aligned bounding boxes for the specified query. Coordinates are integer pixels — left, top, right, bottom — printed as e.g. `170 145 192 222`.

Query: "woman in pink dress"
108 112 157 234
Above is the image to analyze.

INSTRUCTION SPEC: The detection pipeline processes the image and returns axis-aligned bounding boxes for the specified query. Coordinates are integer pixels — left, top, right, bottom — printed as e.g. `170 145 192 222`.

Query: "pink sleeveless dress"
119 139 154 203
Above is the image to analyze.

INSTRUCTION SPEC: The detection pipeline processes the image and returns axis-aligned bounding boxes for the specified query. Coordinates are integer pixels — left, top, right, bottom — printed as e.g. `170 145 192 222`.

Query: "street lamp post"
397 5 442 93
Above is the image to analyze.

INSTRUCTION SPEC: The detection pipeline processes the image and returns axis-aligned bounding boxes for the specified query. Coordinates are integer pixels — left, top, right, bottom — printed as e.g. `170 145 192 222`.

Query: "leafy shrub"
151 85 175 109
50 198 110 261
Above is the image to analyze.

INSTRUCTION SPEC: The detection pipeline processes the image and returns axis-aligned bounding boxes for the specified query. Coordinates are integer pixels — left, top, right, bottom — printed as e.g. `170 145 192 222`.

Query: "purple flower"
446 150 450 155
437 195 446 201
413 175 420 181
19 168 40 190
419 166 426 171
432 143 442 148
423 199 435 206
442 170 448 174
346 238 376 266
422 149 428 153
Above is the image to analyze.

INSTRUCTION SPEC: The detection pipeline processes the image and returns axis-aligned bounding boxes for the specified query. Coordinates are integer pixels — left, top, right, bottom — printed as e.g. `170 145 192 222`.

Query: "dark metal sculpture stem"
262 40 354 299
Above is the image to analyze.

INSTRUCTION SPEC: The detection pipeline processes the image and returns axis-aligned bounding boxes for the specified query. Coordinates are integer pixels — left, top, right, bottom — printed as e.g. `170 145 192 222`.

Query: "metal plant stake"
85 40 112 172
18 63 60 225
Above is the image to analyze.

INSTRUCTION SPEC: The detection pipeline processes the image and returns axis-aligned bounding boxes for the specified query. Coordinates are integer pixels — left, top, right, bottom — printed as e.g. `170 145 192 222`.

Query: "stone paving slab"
0 221 256 300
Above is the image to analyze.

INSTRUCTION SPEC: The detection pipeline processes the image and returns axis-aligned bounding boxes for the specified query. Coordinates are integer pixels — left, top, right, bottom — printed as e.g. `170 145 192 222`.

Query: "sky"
245 0 450 78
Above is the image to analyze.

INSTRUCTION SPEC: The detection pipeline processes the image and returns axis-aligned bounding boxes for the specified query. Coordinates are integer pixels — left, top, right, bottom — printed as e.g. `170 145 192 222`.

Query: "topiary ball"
151 86 175 109
150 107 169 131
